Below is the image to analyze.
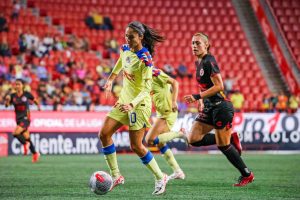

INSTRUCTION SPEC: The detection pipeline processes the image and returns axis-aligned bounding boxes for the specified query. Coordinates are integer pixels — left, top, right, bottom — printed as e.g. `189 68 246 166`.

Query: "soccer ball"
89 171 113 195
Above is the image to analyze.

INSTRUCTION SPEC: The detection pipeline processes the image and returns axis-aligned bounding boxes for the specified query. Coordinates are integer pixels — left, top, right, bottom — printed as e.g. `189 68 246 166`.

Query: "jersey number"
130 112 137 124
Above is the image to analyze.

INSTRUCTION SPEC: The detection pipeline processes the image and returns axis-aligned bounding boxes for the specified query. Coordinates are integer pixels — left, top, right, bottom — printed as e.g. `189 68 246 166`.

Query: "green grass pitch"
0 154 299 200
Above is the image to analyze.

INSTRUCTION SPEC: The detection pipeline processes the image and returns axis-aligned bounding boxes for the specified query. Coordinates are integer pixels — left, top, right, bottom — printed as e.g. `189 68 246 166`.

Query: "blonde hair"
193 32 210 52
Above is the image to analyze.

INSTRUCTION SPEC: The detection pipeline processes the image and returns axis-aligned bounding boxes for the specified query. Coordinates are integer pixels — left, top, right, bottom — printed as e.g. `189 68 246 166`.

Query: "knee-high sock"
190 133 216 146
102 143 120 178
153 131 183 145
14 134 26 145
140 151 163 180
160 144 180 172
218 145 251 177
26 139 36 154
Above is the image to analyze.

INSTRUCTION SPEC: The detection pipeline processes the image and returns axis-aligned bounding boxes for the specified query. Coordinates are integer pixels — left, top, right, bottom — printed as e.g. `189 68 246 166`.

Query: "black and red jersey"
10 91 34 120
195 54 226 103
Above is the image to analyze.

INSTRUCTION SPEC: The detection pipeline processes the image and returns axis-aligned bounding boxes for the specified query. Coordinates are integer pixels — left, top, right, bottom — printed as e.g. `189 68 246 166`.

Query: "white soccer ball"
89 171 113 195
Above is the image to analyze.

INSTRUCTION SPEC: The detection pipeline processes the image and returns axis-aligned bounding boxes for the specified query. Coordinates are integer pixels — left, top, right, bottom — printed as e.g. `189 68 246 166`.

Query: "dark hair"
15 78 25 84
128 21 164 56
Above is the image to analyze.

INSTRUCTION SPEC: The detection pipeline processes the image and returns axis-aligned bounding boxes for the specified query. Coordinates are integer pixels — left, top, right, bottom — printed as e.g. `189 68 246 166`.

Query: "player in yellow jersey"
98 21 168 195
145 67 186 180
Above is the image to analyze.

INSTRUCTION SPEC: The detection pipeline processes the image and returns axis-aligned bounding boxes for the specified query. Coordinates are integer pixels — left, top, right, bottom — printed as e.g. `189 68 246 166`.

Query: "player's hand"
103 80 113 99
113 102 120 108
184 95 196 104
119 103 133 113
198 100 204 112
172 101 178 112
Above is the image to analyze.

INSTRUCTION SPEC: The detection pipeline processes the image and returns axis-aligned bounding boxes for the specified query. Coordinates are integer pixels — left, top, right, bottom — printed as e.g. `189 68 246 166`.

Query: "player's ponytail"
128 21 165 56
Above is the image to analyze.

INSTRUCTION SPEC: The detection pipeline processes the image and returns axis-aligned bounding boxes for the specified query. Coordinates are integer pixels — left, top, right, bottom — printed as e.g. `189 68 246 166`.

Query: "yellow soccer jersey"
111 44 153 109
152 68 173 116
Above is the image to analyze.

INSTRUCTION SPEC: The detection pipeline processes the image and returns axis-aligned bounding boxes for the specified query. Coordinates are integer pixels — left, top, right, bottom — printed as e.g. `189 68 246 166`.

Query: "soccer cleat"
231 132 242 155
110 175 125 191
23 142 30 155
168 170 186 180
32 152 40 163
233 172 255 187
152 173 168 195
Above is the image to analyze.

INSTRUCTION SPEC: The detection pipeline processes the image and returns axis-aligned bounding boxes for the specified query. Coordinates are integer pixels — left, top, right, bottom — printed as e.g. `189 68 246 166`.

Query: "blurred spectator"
0 61 7 80
230 90 244 112
92 11 104 30
260 94 271 112
0 13 9 32
0 37 12 57
11 0 21 21
104 16 114 30
18 34 27 53
109 38 119 53
276 91 288 112
288 94 299 113
176 62 192 78
85 11 95 29
269 93 278 112
224 74 237 95
163 62 176 78
55 57 69 74
36 61 48 81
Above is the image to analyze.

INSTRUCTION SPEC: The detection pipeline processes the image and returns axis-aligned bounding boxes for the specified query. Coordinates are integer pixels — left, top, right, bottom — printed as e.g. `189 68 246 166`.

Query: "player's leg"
214 101 254 186
12 124 30 155
129 128 168 195
188 121 214 146
215 127 254 186
12 125 27 145
98 116 123 186
23 129 40 162
146 117 184 180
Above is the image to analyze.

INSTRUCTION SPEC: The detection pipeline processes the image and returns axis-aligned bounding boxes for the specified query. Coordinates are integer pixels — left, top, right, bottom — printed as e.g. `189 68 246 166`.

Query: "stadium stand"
2 0 292 111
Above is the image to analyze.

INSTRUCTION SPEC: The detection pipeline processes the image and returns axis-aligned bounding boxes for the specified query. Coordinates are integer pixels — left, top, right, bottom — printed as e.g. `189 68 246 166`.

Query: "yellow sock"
102 144 120 178
157 131 183 144
104 152 120 178
141 151 163 180
162 149 181 172
146 159 164 180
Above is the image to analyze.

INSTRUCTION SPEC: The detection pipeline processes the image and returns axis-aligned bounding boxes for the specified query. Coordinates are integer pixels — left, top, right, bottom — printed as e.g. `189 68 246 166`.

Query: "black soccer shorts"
195 100 234 129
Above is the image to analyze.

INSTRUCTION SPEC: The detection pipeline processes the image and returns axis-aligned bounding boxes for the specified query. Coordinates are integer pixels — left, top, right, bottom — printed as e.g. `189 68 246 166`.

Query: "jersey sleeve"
158 70 169 84
9 94 14 104
26 92 35 100
111 52 123 75
205 57 220 77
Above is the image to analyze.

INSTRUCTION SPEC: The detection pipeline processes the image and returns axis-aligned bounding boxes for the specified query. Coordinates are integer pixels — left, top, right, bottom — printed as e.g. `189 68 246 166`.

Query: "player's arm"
33 99 41 111
4 95 11 107
185 74 223 103
167 77 179 111
104 55 122 98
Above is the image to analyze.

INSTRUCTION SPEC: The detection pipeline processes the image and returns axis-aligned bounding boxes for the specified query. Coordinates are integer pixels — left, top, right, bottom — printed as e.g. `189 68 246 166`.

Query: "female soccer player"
145 67 186 180
98 21 168 195
184 33 254 186
5 79 40 163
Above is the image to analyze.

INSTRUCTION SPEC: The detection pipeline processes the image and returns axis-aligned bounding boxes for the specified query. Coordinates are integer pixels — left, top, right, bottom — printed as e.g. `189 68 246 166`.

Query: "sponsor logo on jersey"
126 57 131 64
22 96 27 102
200 68 204 76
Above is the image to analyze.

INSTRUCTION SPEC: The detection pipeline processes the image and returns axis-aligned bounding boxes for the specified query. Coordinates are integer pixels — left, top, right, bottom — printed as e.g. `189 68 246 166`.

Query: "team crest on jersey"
22 96 27 102
200 68 204 76
126 57 131 64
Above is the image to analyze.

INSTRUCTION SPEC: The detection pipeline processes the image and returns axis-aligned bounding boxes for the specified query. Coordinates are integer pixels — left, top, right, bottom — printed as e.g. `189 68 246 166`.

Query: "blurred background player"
98 21 168 195
5 79 40 163
184 33 254 187
145 67 185 181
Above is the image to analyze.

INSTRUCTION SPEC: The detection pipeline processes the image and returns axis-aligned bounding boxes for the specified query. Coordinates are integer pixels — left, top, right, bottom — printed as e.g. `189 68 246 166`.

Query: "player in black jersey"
184 33 254 186
5 79 40 163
